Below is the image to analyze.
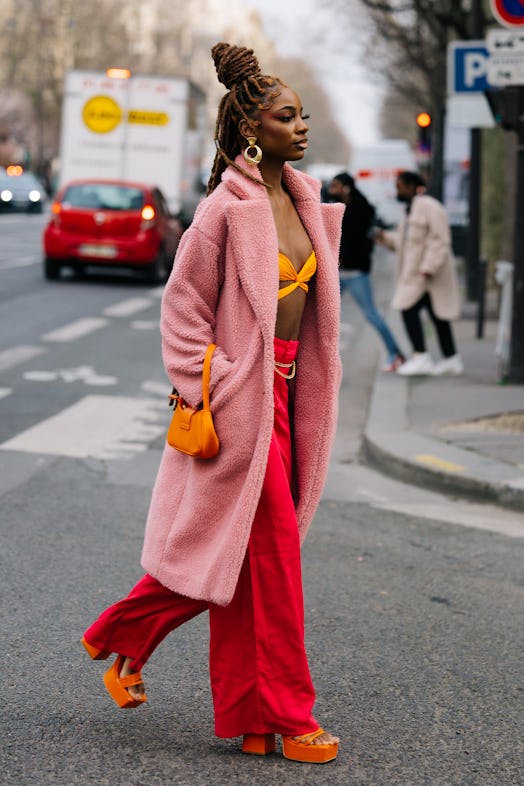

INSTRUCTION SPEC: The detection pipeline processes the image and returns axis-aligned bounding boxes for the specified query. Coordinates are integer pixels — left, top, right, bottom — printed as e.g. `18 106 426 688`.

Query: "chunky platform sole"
282 729 338 763
103 654 147 709
242 733 277 755
81 636 110 660
242 729 338 763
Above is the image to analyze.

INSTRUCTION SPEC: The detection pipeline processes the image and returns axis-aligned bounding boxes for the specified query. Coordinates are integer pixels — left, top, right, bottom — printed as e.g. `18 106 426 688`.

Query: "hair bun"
211 42 261 89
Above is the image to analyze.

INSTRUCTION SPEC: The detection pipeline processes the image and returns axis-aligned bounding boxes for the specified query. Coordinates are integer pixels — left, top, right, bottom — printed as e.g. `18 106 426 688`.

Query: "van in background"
349 139 417 227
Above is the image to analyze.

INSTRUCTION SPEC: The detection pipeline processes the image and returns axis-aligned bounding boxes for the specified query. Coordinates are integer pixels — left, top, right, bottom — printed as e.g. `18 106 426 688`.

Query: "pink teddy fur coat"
141 155 344 606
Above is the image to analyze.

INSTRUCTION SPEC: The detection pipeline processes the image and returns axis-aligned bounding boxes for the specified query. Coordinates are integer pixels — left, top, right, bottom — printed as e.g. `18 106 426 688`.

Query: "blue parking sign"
448 41 493 94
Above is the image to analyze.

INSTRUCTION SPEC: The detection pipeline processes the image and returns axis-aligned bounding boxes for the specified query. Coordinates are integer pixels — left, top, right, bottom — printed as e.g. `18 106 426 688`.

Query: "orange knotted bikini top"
277 250 317 300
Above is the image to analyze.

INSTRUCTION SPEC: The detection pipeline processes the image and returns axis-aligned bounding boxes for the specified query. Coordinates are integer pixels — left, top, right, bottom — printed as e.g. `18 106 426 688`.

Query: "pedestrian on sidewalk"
376 171 463 376
328 172 405 372
81 42 342 765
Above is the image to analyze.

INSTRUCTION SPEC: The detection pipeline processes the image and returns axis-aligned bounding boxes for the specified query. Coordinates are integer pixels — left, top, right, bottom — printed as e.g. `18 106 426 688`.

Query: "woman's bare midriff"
275 286 307 340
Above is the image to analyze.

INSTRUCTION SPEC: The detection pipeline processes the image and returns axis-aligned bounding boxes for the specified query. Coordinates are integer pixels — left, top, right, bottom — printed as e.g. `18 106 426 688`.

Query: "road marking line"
131 320 158 330
41 317 108 342
149 286 165 299
0 394 166 459
414 453 466 473
103 297 153 317
0 388 12 400
24 371 58 381
0 256 37 270
0 345 46 372
141 380 168 396
23 366 118 385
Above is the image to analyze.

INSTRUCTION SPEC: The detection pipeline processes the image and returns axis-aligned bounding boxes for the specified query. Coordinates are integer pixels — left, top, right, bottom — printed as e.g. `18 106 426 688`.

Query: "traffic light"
416 112 432 153
484 88 521 132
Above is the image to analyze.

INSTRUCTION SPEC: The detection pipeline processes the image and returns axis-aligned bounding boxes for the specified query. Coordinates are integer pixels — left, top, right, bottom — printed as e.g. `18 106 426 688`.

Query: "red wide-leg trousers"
83 337 318 738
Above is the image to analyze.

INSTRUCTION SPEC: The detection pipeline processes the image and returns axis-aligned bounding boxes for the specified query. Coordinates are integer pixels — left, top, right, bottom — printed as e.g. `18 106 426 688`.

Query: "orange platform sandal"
81 636 110 660
242 729 338 763
103 654 147 709
282 729 339 764
242 733 277 756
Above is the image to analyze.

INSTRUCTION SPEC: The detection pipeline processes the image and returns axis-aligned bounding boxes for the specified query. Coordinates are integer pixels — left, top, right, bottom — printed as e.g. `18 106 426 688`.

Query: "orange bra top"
278 250 317 300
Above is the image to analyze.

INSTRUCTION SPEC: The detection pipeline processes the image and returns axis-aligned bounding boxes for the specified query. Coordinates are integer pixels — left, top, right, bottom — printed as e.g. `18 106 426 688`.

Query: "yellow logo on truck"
127 110 169 126
82 96 122 134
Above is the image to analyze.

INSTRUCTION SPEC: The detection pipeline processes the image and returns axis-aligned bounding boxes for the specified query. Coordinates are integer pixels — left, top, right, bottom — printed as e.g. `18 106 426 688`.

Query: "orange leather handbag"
166 344 220 459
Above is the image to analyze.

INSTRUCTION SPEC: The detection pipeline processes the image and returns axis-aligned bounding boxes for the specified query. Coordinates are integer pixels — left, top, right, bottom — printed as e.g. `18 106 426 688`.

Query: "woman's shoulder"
188 183 236 240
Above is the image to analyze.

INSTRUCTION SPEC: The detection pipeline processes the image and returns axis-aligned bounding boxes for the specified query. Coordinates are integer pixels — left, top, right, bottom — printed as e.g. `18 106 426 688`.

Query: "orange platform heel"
282 728 339 764
81 636 110 660
103 654 147 709
242 733 277 756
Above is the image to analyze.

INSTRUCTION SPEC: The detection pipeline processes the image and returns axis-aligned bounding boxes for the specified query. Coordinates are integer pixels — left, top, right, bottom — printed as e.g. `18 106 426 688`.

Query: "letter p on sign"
465 52 488 87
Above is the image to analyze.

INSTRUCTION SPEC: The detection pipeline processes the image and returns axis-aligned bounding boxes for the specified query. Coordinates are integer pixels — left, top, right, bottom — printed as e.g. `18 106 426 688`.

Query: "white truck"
58 70 206 218
349 139 417 227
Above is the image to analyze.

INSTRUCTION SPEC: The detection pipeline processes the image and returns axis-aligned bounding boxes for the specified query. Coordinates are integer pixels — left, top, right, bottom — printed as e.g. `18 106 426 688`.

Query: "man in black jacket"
329 172 405 372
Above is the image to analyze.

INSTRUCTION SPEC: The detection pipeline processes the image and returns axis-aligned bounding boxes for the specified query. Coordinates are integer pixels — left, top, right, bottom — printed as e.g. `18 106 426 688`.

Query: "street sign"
488 53 524 84
447 41 493 94
487 27 524 51
490 0 524 29
447 95 496 128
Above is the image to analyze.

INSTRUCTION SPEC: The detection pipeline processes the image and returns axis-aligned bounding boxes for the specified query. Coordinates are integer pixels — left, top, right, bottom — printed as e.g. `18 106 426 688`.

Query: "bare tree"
349 1 477 196
0 0 349 172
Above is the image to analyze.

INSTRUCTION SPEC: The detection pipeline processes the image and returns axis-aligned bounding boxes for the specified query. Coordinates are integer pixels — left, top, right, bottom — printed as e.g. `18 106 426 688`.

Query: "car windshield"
0 172 39 184
62 184 144 211
14 173 40 188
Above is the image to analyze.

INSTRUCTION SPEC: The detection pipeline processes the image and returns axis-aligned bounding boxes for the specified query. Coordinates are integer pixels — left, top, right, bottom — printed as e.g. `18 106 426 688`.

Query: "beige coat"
383 194 460 320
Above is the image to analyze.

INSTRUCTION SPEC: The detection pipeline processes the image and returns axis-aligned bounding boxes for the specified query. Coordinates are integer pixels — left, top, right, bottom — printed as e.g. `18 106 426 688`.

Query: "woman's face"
252 86 309 163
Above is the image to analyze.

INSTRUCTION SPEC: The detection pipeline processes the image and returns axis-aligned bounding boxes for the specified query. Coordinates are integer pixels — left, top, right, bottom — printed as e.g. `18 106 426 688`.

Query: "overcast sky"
244 0 382 150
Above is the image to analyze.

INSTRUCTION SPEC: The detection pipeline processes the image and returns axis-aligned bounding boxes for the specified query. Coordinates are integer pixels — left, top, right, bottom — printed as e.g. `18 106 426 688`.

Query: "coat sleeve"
160 222 235 409
382 227 401 251
418 201 452 276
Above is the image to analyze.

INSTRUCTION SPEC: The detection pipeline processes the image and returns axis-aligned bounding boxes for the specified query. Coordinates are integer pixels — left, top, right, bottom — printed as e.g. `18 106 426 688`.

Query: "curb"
362 372 524 513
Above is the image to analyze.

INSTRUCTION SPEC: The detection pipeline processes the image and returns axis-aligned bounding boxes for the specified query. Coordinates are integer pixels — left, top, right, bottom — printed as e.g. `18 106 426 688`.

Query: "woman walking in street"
377 171 463 376
328 172 405 372
82 42 343 764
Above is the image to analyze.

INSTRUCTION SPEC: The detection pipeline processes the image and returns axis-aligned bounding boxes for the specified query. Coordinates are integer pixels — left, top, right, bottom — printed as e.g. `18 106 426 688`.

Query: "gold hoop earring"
243 137 262 165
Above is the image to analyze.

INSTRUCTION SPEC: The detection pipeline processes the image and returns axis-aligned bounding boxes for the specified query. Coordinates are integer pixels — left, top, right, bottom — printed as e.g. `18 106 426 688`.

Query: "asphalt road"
1 212 522 786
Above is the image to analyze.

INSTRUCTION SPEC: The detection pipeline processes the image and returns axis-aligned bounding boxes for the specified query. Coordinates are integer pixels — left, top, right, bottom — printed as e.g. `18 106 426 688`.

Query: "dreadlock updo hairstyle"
207 42 285 194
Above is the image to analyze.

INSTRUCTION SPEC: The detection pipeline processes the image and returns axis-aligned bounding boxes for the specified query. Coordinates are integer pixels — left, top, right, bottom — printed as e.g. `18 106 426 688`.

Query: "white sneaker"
396 352 434 376
432 354 464 376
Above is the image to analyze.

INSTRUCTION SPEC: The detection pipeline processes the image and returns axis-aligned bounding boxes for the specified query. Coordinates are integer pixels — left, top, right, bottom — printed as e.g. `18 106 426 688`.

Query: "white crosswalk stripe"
0 394 166 460
103 297 153 317
0 345 47 372
41 317 109 342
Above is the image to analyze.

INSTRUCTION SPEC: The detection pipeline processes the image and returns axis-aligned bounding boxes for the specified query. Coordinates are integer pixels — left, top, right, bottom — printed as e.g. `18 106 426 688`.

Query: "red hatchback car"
43 180 184 282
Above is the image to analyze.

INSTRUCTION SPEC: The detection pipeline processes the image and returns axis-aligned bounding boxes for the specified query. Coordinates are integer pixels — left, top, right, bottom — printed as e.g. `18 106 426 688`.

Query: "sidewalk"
363 313 524 512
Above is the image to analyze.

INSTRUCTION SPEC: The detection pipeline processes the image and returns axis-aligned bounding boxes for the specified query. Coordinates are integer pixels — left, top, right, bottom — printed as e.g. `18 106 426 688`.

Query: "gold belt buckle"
274 359 296 379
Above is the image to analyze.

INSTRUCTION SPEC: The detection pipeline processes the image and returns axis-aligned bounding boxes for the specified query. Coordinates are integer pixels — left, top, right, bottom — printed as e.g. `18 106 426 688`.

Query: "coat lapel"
221 158 343 342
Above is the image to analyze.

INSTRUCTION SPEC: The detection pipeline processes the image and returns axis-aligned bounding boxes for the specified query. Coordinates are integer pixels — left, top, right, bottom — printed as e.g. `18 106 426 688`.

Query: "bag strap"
202 343 216 412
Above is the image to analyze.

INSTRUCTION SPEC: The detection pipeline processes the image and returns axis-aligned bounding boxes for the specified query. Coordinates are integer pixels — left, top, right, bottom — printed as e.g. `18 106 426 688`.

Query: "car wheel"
144 248 169 285
44 257 61 280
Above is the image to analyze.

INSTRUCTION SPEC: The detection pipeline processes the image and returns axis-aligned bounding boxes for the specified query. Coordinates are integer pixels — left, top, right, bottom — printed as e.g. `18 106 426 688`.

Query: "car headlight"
29 190 41 202
1 189 13 202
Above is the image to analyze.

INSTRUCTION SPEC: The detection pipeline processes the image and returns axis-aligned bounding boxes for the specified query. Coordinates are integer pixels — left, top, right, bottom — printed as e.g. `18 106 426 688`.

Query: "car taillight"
51 201 61 226
140 204 156 230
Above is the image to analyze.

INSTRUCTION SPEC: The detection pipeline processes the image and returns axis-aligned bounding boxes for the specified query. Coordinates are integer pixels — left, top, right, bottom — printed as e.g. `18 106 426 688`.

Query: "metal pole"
466 129 482 300
476 257 487 339
507 92 524 382
465 0 484 302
